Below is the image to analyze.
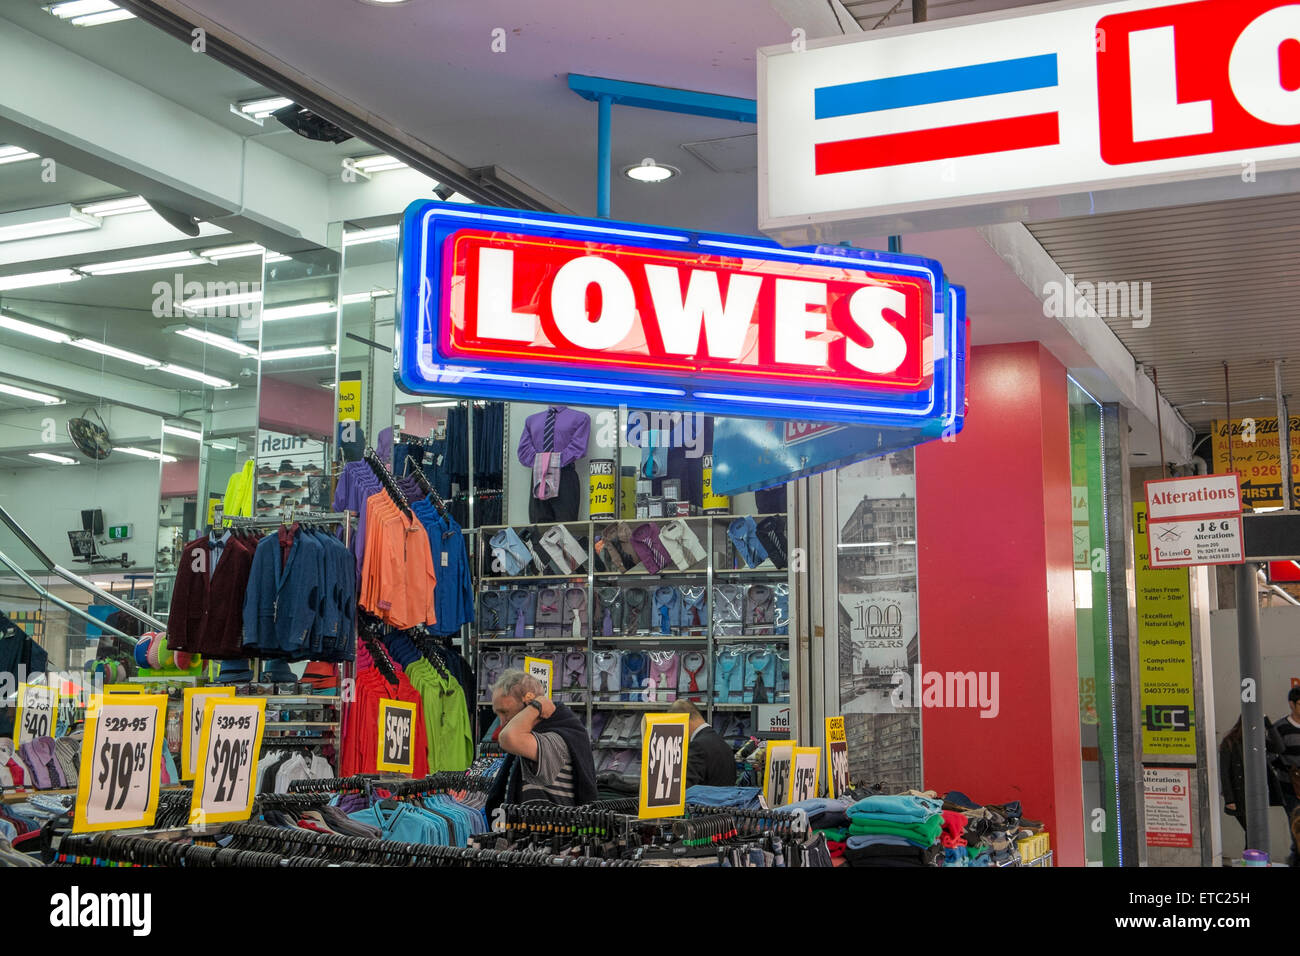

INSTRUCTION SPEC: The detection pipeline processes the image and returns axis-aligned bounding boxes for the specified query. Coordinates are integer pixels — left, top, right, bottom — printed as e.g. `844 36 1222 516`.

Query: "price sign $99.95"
73 695 167 833
189 697 266 825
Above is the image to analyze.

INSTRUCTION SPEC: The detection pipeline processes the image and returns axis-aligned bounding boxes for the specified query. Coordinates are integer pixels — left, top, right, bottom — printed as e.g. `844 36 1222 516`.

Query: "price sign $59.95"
73 695 167 833
189 697 266 825
376 698 417 775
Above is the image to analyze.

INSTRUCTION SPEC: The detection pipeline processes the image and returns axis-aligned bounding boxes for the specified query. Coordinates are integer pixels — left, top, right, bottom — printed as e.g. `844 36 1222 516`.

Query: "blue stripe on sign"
814 53 1058 120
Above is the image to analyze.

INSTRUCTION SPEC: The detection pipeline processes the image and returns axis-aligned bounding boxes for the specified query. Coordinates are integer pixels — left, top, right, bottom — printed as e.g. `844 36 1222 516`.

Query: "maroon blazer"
166 534 256 659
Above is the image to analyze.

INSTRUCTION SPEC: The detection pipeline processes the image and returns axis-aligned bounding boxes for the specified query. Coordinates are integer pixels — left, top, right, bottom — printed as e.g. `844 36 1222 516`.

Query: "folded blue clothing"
848 794 943 821
846 833 915 849
686 785 764 809
780 797 852 827
943 847 967 867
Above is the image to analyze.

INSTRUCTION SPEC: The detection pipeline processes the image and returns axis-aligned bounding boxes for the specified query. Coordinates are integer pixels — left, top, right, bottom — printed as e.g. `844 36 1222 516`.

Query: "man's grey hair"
493 669 543 702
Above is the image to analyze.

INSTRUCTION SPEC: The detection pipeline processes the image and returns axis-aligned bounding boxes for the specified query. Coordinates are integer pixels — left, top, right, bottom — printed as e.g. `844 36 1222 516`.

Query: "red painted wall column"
915 342 1084 866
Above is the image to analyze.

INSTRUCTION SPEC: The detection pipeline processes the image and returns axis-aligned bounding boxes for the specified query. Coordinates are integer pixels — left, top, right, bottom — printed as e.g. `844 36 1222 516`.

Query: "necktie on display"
532 408 561 500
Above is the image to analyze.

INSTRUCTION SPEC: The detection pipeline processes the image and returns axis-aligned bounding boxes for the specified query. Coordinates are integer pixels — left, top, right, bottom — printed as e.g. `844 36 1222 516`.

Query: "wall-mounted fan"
66 407 112 460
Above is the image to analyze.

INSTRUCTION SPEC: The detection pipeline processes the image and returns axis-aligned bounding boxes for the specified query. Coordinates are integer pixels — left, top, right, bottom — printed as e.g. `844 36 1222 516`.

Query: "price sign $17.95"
189 698 266 825
73 695 167 833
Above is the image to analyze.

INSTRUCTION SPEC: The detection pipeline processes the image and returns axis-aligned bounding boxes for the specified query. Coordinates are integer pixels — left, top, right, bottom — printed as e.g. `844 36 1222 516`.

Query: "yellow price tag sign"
702 454 730 514
377 698 417 774
524 656 554 698
825 716 851 798
588 459 616 520
763 740 795 807
791 746 822 802
190 697 266 825
73 695 167 833
15 682 58 745
638 713 690 819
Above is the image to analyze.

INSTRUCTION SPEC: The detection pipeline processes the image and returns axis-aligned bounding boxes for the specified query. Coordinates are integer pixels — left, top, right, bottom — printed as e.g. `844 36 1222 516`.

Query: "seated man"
669 698 737 788
493 669 597 805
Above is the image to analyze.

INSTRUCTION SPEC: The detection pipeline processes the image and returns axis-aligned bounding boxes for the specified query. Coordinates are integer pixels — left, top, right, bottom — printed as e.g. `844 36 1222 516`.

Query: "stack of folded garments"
843 794 945 867
781 797 853 860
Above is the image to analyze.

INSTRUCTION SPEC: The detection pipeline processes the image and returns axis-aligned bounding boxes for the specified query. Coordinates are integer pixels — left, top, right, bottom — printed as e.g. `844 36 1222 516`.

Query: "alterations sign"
1210 416 1300 510
397 201 966 431
1145 473 1243 568
760 0 1300 237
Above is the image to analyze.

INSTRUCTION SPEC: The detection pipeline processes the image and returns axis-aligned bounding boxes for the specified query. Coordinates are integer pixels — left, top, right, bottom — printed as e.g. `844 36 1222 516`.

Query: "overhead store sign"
1144 473 1243 568
759 0 1300 235
397 201 966 429
1210 416 1300 510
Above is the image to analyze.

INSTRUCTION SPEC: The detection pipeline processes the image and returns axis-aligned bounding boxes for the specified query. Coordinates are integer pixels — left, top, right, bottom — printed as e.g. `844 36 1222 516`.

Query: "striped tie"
543 408 556 453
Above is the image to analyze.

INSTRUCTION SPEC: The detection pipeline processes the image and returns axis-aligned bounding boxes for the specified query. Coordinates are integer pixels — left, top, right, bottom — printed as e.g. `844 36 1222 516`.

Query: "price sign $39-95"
191 698 265 824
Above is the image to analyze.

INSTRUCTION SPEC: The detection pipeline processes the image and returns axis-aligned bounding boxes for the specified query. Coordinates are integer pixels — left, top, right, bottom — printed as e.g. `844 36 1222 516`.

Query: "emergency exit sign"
106 524 132 541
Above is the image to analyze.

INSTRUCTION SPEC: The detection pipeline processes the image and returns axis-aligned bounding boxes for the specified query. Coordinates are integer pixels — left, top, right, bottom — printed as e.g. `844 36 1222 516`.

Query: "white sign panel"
1145 473 1242 521
1148 516 1243 568
759 0 1300 235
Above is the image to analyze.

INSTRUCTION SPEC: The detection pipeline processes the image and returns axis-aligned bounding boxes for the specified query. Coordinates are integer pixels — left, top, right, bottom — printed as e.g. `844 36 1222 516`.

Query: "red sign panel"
443 229 934 393
1098 0 1300 166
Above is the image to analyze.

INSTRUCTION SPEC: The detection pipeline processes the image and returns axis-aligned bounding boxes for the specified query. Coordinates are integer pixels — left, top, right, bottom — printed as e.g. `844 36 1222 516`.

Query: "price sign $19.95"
73 695 167 833
190 698 266 825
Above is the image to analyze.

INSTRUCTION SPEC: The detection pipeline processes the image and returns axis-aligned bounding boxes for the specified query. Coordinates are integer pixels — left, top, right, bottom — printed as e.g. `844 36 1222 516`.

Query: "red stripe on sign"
814 112 1061 174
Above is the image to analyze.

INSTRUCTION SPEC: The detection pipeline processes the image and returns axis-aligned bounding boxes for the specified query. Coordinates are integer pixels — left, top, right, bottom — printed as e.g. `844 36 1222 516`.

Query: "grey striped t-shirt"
520 731 577 805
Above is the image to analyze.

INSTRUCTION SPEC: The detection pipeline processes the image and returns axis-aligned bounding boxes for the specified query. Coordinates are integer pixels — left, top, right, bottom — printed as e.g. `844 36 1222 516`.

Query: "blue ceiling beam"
567 73 757 124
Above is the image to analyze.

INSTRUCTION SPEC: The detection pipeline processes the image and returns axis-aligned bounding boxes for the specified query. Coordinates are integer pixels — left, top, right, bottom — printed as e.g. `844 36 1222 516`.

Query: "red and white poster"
1143 766 1194 849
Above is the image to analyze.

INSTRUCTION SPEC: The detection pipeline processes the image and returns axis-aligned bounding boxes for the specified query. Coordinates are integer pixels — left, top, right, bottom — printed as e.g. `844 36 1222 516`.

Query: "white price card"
15 682 58 746
73 695 166 833
189 697 266 825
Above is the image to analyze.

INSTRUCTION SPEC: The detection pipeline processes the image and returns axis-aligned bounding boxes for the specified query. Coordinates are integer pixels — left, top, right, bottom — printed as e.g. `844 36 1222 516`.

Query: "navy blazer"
242 530 325 659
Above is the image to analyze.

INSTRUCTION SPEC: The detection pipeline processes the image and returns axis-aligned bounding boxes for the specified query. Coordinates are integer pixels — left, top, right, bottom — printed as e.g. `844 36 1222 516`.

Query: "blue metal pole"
597 94 612 219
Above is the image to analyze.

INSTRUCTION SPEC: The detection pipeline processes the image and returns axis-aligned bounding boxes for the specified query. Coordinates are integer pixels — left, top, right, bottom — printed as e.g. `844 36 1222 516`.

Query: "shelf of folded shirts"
713 566 788 575
714 633 792 642
590 700 669 709
263 696 341 704
591 569 706 578
589 636 710 645
474 635 590 644
477 520 591 532
479 573 588 584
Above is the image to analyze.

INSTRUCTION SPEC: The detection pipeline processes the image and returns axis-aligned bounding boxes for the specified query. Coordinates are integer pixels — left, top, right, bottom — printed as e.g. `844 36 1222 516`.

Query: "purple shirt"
516 406 591 468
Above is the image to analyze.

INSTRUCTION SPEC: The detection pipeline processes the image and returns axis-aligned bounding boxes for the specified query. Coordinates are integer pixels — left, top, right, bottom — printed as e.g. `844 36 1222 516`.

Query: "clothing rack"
685 803 810 838
401 458 449 515
492 802 629 839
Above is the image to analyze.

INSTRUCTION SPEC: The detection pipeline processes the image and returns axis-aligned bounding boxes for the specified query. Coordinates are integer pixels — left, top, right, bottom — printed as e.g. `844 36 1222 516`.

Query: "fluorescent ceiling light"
174 327 258 357
78 195 150 217
29 452 78 465
350 154 407 173
0 313 71 343
265 251 290 263
237 96 293 119
45 1 135 25
261 345 335 361
117 446 178 463
343 225 399 246
0 268 81 291
0 382 63 405
0 146 39 165
70 338 161 367
158 364 233 388
263 300 334 321
341 289 393 305
179 289 262 313
0 204 100 243
162 425 202 441
422 400 459 408
209 439 237 451
79 251 209 275
200 242 265 261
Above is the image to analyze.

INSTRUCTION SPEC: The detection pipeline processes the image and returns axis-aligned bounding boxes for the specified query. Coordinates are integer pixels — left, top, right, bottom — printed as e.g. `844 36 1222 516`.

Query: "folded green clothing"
847 814 943 845
816 827 848 842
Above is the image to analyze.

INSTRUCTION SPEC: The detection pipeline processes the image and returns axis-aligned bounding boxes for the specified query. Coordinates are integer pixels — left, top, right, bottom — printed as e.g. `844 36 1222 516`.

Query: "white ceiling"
1027 193 1300 434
